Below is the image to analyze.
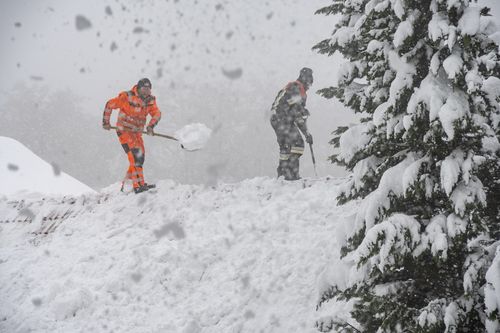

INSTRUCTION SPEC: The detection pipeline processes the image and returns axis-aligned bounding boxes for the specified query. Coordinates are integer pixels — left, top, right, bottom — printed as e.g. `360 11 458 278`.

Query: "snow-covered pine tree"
314 0 500 331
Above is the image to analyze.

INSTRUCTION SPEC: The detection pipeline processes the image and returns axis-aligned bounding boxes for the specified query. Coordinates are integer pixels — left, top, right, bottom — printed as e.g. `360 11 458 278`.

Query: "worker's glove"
146 126 154 136
306 133 313 144
103 123 111 130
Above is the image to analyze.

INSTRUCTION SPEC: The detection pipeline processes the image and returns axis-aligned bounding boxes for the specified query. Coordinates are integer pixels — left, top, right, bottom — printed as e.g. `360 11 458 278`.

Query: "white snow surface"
393 17 414 48
352 213 421 274
443 53 464 80
440 150 464 196
428 12 450 42
407 73 470 140
332 26 356 47
0 136 95 197
0 177 348 333
458 7 481 36
444 301 461 331
391 0 406 20
486 245 500 333
338 123 374 164
174 123 212 151
353 153 418 233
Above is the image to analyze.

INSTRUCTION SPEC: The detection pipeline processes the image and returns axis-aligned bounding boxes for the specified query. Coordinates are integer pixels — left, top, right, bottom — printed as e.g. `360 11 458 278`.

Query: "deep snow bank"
0 177 351 333
0 136 95 197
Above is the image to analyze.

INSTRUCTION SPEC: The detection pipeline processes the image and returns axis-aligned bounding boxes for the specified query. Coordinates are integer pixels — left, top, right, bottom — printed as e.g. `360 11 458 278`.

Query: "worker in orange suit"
102 78 161 194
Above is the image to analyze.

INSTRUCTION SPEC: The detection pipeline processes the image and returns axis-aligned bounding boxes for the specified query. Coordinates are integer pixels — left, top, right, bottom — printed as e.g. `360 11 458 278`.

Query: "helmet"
298 67 313 88
137 78 152 89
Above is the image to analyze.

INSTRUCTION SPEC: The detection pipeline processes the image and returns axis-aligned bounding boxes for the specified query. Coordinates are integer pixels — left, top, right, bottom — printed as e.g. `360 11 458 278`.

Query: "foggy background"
1 0 498 190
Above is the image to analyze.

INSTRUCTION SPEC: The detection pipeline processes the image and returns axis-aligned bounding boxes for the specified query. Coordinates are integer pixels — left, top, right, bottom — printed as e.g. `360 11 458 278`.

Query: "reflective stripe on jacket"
103 85 161 132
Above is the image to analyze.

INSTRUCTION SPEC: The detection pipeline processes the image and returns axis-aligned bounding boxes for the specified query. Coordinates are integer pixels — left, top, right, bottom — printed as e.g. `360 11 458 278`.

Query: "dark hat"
298 67 313 86
299 67 313 80
137 78 152 89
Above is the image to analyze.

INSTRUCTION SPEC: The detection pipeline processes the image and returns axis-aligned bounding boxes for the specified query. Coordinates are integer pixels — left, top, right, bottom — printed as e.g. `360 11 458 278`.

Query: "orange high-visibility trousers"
117 131 146 189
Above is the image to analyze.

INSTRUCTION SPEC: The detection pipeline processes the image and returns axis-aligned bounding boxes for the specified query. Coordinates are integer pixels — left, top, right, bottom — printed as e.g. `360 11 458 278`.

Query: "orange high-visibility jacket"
103 85 161 132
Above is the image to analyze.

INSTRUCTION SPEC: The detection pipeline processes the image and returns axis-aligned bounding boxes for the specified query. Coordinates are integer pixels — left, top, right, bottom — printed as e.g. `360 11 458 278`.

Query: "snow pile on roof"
0 136 95 197
0 177 353 332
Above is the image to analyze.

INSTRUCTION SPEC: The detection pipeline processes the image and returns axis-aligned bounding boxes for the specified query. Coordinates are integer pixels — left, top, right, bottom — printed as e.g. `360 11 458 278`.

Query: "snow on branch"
407 72 470 140
393 11 418 48
354 154 417 232
440 150 464 196
417 298 447 331
449 178 486 217
352 213 421 273
429 12 450 42
338 123 374 164
485 245 500 333
402 156 430 194
332 26 357 48
443 52 464 80
458 7 481 36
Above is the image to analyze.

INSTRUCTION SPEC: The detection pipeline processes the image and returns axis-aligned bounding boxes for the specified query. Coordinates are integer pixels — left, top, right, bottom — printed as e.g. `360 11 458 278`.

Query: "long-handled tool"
109 126 194 150
110 126 177 141
309 142 318 177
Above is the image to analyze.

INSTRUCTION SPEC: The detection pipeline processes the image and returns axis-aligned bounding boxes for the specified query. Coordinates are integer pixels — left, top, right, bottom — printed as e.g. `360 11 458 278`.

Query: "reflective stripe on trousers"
290 146 304 155
279 153 290 160
117 131 146 188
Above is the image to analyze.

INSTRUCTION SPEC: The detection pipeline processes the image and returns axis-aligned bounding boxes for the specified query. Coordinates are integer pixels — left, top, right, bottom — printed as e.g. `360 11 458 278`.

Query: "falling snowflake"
75 15 92 30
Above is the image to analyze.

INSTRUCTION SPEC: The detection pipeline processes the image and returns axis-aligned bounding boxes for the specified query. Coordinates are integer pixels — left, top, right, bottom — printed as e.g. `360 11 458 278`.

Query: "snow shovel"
309 142 318 177
109 126 191 151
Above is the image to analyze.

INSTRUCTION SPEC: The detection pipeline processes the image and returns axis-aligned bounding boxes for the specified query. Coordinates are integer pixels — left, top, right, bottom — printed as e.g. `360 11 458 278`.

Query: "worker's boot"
134 184 156 194
134 186 146 194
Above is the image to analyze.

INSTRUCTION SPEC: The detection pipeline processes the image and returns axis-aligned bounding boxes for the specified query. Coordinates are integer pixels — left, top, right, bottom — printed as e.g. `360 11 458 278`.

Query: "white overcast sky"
0 0 341 112
1 0 497 114
1 0 498 102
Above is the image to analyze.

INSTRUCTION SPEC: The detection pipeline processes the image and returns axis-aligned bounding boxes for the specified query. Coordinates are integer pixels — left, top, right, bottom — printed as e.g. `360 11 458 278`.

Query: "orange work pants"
117 131 146 189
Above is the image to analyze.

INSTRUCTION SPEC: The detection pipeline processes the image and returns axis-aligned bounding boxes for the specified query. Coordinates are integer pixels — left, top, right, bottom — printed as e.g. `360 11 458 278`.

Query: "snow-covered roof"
0 136 95 197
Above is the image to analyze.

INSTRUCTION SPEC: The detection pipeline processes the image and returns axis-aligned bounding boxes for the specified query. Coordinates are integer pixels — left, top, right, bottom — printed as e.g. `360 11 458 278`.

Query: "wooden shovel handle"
109 126 178 141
